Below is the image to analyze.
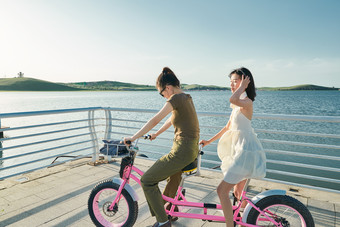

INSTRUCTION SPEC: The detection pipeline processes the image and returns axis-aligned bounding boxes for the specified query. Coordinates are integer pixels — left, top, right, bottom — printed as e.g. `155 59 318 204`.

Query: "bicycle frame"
110 163 282 227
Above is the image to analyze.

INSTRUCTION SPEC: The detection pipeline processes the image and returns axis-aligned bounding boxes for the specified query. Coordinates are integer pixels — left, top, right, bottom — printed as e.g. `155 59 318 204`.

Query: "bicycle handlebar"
126 135 204 156
143 134 152 140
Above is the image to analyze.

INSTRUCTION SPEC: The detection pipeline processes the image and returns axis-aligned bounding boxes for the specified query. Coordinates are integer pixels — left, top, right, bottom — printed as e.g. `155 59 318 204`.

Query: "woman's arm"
200 120 231 147
125 102 173 143
150 117 172 140
229 75 252 109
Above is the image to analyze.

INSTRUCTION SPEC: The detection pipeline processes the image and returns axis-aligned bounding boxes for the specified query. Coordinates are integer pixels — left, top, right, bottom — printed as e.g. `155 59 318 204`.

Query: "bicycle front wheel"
246 195 314 227
88 180 138 227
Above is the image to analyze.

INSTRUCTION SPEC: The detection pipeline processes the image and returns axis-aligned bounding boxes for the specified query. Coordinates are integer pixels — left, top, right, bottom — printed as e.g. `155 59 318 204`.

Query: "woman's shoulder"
169 93 191 100
168 93 192 109
230 97 252 108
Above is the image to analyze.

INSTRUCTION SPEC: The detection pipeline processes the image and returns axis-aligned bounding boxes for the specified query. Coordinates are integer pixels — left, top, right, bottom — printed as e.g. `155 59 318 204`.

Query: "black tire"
247 195 314 227
88 180 138 227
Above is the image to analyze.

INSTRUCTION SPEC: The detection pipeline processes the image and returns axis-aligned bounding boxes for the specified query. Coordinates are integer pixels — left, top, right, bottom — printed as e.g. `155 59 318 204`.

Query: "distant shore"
0 77 338 91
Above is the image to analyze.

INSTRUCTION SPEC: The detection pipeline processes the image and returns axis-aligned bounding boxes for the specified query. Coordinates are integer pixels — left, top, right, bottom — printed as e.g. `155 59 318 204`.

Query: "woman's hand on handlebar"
149 133 157 141
199 139 210 148
143 134 157 141
123 137 134 146
125 134 157 144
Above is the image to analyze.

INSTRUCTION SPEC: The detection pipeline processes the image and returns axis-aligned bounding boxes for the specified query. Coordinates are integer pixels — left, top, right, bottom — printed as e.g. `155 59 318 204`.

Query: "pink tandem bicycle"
88 137 314 227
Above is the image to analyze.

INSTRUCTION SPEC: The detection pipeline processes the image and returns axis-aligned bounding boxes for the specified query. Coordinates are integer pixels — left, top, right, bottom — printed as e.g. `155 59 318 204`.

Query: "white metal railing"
103 107 340 193
0 107 102 179
0 107 339 193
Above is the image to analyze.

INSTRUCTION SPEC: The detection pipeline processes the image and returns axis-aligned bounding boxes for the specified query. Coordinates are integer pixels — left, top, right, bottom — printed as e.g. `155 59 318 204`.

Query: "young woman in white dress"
199 67 266 227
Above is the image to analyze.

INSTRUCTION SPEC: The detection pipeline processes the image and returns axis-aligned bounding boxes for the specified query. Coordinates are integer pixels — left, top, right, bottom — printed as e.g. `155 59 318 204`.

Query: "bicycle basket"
100 140 129 157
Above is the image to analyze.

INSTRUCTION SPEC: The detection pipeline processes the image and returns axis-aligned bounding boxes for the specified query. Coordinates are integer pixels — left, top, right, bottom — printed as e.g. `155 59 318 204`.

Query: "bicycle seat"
182 158 197 173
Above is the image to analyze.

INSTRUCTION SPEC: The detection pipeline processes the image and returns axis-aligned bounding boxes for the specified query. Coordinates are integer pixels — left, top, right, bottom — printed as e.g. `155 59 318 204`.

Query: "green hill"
259 84 338 91
66 81 228 91
0 77 337 91
66 81 155 91
0 77 83 91
182 84 228 90
70 81 334 91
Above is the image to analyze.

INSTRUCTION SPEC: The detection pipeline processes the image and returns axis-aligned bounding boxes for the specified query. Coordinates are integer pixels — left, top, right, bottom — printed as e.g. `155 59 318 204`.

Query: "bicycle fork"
109 178 129 210
109 166 140 211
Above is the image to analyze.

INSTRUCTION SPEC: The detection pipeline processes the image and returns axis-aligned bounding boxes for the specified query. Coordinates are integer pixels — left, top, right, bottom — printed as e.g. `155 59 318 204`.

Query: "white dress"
217 102 266 184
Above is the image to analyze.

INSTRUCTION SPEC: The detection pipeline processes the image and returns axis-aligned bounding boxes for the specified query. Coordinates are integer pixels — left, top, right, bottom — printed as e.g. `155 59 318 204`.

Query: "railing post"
0 117 3 169
0 117 2 149
88 110 99 164
104 109 112 162
0 117 2 139
104 109 112 140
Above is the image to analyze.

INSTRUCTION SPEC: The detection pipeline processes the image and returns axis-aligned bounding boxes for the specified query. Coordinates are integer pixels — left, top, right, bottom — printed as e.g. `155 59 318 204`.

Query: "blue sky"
1 0 339 87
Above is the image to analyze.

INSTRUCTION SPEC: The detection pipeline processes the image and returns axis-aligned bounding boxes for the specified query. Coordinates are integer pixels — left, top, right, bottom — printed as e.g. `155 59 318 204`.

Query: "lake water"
1 90 340 116
0 90 339 190
1 90 339 136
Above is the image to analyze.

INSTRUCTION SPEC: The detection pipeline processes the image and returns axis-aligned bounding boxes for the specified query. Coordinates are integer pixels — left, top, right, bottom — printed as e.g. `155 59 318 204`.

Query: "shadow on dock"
0 157 339 227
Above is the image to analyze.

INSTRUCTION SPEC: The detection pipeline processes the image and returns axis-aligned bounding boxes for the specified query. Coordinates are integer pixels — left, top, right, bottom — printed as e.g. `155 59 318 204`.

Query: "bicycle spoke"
259 205 305 226
88 181 138 227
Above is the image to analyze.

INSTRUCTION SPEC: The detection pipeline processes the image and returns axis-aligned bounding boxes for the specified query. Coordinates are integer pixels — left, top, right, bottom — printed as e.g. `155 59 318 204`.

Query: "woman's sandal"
166 203 179 222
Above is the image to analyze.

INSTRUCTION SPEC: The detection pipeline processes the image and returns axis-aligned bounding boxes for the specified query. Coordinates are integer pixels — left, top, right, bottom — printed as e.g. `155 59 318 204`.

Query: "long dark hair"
156 67 180 89
229 67 256 101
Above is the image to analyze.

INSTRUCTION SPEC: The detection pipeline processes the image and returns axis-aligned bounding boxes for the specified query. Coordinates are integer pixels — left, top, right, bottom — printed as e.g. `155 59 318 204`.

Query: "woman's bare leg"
217 180 235 227
234 179 248 208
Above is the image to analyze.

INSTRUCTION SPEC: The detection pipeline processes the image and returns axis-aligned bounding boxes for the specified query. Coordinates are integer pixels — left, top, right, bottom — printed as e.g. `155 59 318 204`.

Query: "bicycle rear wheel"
88 180 138 227
246 195 314 227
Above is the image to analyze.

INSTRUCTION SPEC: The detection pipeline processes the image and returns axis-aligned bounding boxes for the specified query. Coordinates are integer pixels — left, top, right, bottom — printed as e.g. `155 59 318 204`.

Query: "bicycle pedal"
201 219 213 222
203 220 224 223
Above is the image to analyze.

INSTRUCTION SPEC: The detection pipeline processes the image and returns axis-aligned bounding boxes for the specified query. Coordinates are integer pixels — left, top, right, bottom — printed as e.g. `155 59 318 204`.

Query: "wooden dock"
0 158 339 227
